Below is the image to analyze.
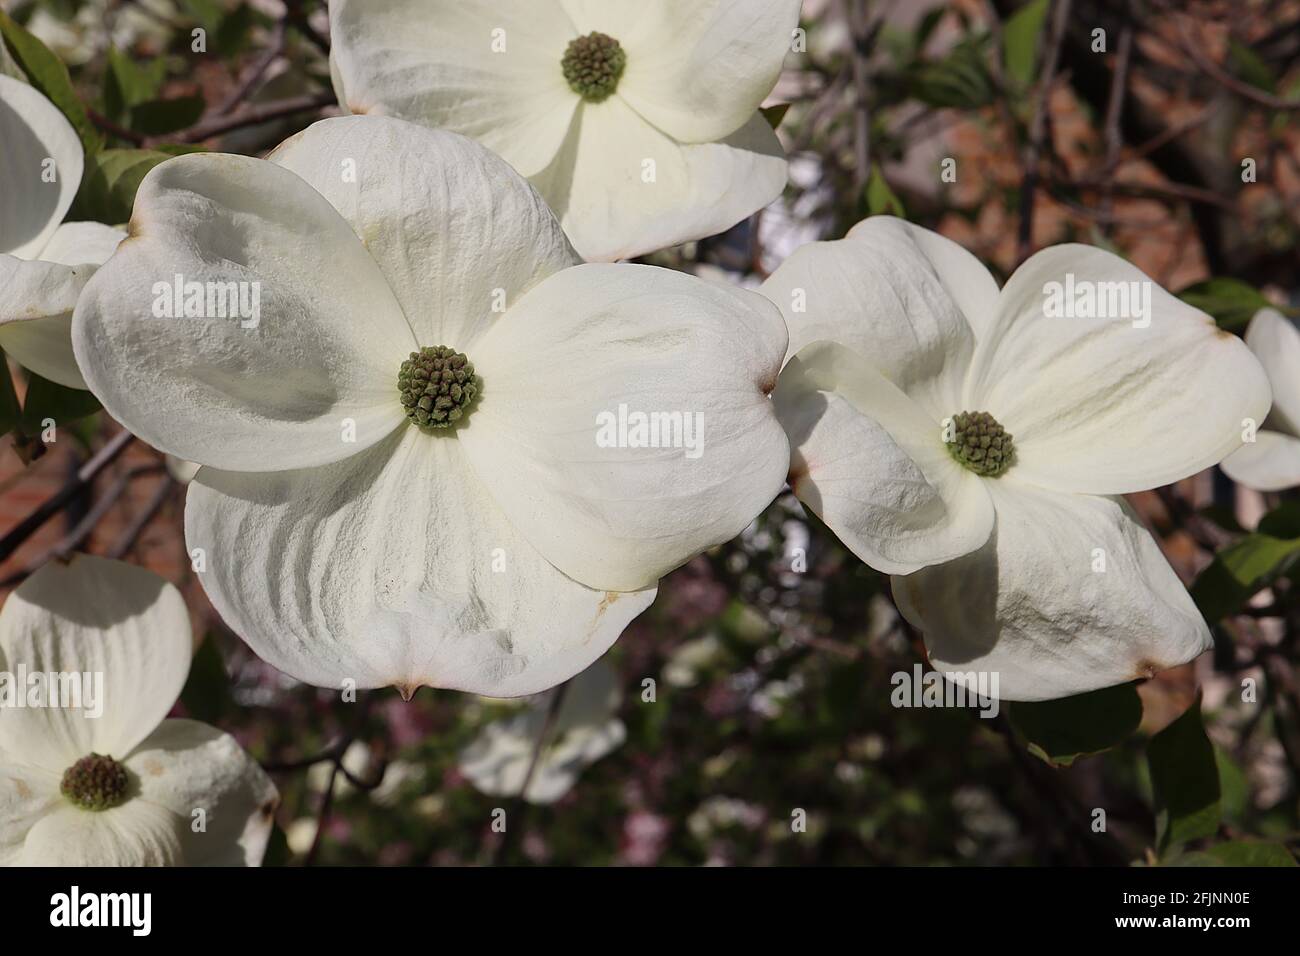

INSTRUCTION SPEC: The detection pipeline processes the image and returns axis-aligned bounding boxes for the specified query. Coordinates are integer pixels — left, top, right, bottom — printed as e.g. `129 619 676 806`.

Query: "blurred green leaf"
1214 746 1248 824
1257 501 1300 538
1177 277 1273 332
262 823 292 866
178 0 225 31
1009 683 1142 767
1148 695 1220 853
906 40 996 109
18 372 100 437
0 9 102 157
129 94 206 135
180 634 233 724
216 3 266 58
865 164 906 217
1002 0 1049 88
1227 41 1276 93
1197 504 1244 534
1191 518 1300 624
761 103 791 130
1206 840 1297 866
73 148 172 224
103 46 166 121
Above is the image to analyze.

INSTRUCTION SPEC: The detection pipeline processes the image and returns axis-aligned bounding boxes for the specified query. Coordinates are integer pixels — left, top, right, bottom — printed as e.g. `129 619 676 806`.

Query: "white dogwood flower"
326 0 801 262
766 216 1271 701
0 556 277 866
1220 308 1300 492
0 74 124 388
71 115 789 698
459 659 624 805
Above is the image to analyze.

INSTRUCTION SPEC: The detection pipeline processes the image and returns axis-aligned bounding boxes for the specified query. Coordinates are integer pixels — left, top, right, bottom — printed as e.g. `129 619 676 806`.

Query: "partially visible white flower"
663 633 724 688
0 74 125 388
24 0 179 66
327 0 800 261
765 216 1272 701
0 555 278 866
687 795 764 840
459 660 624 805
1220 308 1300 491
71 115 789 697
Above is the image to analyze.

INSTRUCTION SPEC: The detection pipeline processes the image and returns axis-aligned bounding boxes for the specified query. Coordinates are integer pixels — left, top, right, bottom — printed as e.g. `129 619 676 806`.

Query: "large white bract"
1220 308 1300 492
0 73 124 389
326 0 800 262
765 216 1272 701
0 556 277 866
71 115 790 699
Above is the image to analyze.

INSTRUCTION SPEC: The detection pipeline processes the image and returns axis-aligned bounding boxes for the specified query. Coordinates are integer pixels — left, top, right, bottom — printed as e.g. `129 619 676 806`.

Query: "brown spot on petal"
15 779 31 800
596 591 622 617
395 682 420 702
1133 659 1160 681
143 758 165 777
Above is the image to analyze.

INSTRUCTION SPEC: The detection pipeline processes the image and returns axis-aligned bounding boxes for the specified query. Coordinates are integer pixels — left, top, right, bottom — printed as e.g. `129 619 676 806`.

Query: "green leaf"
1227 41 1276 94
1148 695 1220 854
178 0 225 32
262 823 291 866
1002 0 1049 88
129 94 206 135
1177 278 1273 332
906 40 996 109
103 47 166 121
1191 522 1300 624
179 634 233 724
1257 501 1300 538
18 372 101 438
0 9 102 157
1009 683 1143 767
1205 841 1297 867
1214 746 1247 824
761 103 791 130
73 148 173 224
0 351 20 438
865 164 906 217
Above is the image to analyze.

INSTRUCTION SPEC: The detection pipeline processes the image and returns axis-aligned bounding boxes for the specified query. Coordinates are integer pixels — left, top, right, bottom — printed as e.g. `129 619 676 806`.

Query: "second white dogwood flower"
1220 308 1300 492
0 556 277 866
327 0 800 261
72 116 789 698
0 73 124 388
766 217 1270 701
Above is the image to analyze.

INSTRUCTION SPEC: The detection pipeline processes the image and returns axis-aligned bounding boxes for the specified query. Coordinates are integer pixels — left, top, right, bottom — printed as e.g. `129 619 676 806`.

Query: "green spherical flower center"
61 753 130 812
945 410 1014 477
562 32 627 102
398 346 480 430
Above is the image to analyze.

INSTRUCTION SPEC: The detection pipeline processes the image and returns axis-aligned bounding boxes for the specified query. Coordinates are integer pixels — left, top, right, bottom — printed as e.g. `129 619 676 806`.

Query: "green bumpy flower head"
61 753 130 812
399 346 480 430
946 410 1015 477
562 32 627 102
